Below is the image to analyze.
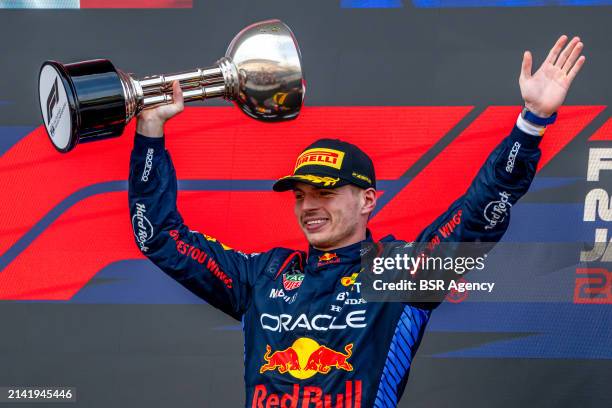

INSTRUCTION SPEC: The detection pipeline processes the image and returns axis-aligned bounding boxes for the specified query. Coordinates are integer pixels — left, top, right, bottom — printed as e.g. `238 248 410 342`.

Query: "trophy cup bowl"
38 19 305 153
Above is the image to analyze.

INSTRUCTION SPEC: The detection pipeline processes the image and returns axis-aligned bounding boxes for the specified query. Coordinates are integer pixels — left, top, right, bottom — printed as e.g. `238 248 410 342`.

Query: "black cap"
272 139 376 192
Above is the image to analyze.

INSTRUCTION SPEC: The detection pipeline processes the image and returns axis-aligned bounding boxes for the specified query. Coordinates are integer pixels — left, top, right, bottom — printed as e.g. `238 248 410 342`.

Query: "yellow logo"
341 272 359 287
352 171 372 184
294 148 345 171
285 174 339 187
319 252 337 262
203 233 232 251
259 337 354 380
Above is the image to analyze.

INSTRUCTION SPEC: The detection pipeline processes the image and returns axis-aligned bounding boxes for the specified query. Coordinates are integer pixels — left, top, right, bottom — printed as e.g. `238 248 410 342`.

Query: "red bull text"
251 380 362 408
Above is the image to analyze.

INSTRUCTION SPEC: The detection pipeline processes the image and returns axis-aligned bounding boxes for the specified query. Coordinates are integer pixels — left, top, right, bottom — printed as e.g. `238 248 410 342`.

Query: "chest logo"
318 252 340 267
341 272 359 287
260 337 354 379
283 272 304 291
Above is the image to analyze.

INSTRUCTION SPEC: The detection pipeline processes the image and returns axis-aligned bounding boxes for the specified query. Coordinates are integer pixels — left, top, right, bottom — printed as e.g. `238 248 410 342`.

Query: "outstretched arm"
418 35 586 247
129 82 257 319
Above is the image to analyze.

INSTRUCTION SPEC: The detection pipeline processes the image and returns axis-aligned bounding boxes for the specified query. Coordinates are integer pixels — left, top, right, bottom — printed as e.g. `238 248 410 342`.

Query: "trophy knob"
224 19 305 121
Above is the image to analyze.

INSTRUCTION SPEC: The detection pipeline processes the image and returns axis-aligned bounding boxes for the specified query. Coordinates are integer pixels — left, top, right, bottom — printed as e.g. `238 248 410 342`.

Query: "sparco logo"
505 141 521 173
132 203 154 252
141 148 154 182
484 191 512 230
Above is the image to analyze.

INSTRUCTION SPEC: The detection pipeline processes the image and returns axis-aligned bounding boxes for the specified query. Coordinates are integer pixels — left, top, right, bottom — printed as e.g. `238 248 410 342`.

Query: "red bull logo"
260 345 301 374
319 253 337 262
259 338 353 380
251 381 362 408
318 252 340 267
304 343 353 373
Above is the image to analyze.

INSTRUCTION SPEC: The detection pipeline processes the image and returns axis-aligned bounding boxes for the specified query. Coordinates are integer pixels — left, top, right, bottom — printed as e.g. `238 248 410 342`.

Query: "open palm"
519 35 585 118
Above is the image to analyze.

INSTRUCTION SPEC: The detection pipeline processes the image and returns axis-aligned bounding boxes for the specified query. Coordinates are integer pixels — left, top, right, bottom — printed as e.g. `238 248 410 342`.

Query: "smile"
303 218 329 232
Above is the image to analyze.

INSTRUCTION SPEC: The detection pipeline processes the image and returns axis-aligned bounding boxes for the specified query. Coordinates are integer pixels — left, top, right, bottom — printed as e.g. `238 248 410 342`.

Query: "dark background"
0 1 611 407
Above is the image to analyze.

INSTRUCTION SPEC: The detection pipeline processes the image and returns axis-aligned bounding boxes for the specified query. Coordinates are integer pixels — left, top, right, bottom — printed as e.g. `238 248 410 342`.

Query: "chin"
304 232 334 249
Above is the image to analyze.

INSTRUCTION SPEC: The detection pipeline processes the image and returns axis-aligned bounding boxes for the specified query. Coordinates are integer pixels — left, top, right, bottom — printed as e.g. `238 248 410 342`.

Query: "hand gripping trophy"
37 19 305 153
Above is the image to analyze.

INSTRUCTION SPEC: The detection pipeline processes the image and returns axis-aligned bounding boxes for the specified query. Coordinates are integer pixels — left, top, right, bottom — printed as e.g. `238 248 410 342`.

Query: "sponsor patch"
294 148 345 171
318 252 340 267
505 141 521 173
260 310 366 333
251 381 362 408
168 230 233 288
141 148 154 182
283 272 304 291
341 272 359 287
259 338 354 379
352 171 371 184
484 191 512 230
132 203 154 252
269 288 299 304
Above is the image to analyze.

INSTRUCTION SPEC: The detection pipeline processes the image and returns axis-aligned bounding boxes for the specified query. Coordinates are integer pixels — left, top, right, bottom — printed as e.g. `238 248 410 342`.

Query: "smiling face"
293 182 377 251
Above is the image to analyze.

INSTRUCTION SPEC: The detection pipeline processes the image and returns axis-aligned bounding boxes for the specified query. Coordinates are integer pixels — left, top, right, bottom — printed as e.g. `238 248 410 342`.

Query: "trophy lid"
224 19 305 121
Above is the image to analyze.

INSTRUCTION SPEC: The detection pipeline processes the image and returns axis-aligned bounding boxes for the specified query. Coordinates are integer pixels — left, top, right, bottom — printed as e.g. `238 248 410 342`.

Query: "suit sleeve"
128 133 256 320
415 125 542 246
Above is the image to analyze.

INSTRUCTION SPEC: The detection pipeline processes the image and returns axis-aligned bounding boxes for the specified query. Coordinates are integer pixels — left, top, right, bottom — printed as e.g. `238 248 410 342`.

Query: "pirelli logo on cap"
294 148 345 171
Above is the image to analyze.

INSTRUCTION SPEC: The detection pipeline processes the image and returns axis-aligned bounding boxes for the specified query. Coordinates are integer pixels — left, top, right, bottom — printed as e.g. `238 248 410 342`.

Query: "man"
129 36 585 407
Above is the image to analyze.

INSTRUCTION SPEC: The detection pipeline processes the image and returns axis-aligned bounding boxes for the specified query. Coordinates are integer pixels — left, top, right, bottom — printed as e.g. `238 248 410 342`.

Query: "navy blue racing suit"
128 125 542 407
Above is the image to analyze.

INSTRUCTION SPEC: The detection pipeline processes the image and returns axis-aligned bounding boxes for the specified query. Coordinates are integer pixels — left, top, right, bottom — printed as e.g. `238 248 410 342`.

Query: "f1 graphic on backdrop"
0 105 610 359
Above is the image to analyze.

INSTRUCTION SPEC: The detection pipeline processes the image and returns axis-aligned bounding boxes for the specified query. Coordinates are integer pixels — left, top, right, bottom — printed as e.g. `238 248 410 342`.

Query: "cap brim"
272 174 350 192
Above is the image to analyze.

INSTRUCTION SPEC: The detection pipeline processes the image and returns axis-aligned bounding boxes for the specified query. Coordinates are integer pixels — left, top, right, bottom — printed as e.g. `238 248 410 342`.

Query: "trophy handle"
127 64 228 111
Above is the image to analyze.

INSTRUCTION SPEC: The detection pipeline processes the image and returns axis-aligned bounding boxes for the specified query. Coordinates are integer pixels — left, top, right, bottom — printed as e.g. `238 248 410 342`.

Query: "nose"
300 193 320 211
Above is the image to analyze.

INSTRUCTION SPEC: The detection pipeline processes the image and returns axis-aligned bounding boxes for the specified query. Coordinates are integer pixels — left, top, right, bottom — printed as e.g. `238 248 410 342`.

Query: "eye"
319 190 335 197
294 192 304 200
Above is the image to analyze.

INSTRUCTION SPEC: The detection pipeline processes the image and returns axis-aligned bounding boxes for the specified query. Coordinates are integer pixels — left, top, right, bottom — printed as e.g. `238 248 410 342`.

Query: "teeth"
306 219 326 225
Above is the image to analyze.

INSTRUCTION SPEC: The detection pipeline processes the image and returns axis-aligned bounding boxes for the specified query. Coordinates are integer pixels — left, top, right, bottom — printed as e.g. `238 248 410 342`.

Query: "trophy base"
38 59 127 153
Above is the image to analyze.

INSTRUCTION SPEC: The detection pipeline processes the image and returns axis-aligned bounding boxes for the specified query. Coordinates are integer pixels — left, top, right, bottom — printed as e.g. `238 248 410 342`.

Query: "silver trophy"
38 19 305 153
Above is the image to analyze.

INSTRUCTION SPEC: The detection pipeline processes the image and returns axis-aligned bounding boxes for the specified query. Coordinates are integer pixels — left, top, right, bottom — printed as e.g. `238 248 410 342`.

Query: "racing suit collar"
307 229 374 270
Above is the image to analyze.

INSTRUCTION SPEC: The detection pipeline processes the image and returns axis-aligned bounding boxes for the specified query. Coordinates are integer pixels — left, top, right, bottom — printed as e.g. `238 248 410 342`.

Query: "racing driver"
129 36 585 407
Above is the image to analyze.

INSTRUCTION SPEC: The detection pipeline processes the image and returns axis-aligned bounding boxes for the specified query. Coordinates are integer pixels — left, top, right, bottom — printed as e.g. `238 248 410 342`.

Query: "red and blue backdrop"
0 1 610 407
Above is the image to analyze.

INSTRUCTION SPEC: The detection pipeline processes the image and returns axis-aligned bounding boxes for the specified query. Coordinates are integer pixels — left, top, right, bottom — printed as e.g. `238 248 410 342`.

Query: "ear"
361 188 377 216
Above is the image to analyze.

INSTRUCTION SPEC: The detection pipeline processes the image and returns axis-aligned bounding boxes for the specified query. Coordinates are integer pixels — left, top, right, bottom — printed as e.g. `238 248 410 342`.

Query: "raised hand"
136 80 184 138
519 35 586 118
